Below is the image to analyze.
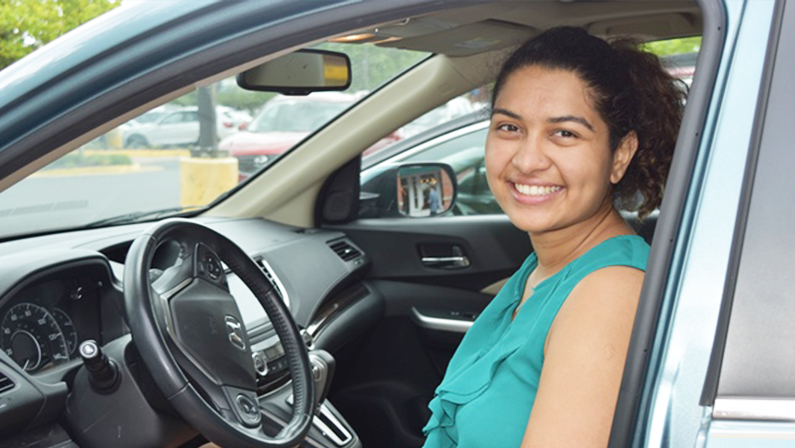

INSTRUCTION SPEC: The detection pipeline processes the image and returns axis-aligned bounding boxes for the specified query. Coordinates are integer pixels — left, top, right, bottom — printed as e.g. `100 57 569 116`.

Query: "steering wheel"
123 219 315 448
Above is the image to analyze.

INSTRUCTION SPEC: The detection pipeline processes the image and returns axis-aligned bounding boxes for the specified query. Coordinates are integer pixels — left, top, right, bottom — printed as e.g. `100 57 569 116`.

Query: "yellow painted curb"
31 164 164 177
180 157 239 206
83 149 191 158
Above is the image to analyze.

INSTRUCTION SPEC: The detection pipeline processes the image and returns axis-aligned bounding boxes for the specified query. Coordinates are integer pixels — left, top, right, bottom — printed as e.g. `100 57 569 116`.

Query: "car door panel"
335 215 530 287
326 215 530 448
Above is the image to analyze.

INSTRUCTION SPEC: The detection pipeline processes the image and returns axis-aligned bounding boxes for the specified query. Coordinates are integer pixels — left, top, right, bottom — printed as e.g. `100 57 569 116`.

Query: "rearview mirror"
237 49 351 95
360 163 458 218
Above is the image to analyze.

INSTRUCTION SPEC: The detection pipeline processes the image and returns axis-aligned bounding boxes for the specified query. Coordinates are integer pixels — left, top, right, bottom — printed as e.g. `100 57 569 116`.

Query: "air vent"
329 240 361 262
0 371 14 394
254 257 290 309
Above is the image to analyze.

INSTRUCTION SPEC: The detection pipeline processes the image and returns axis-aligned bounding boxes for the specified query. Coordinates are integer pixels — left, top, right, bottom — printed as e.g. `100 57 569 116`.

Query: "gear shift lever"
308 350 335 411
78 340 120 393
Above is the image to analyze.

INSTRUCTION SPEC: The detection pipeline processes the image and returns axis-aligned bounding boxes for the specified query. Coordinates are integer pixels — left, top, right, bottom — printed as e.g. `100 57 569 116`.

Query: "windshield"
0 42 428 240
248 98 354 133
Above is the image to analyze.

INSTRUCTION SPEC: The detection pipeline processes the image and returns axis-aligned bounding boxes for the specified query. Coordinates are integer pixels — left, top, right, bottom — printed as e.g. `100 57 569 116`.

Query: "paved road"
0 158 183 239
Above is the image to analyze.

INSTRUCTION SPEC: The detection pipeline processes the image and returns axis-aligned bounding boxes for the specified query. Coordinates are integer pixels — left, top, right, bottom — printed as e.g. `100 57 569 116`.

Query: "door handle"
411 307 474 333
420 256 470 269
419 244 470 269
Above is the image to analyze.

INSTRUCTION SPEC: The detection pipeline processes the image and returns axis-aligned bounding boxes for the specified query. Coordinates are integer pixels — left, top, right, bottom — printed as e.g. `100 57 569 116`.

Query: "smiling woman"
422 27 685 448
5 1 786 448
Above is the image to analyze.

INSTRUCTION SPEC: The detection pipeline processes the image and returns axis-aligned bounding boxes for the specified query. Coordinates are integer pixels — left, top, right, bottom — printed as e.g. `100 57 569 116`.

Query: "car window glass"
0 42 427 239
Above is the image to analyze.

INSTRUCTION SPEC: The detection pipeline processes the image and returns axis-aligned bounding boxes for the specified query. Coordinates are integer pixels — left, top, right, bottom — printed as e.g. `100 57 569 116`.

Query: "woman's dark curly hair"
492 27 686 218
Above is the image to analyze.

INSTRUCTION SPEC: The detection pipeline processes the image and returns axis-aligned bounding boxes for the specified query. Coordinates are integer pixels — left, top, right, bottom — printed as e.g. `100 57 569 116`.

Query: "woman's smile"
509 182 564 205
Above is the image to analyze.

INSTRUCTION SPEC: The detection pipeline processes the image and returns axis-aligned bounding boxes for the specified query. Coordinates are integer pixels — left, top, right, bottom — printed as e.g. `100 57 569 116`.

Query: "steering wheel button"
237 395 251 413
204 255 222 279
235 394 262 426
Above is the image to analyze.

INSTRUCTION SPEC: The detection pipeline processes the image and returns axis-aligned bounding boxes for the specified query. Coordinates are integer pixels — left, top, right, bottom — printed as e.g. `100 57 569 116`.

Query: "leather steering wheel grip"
123 219 315 448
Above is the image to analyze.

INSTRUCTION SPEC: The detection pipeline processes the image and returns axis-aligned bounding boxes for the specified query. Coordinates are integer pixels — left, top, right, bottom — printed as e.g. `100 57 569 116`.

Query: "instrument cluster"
0 271 105 375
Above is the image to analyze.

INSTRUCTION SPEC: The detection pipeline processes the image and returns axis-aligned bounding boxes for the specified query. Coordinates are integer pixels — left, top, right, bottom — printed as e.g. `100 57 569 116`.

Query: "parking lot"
0 156 182 237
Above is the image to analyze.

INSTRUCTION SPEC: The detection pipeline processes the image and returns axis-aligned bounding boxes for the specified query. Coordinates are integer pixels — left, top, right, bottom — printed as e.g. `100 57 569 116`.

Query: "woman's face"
485 65 635 236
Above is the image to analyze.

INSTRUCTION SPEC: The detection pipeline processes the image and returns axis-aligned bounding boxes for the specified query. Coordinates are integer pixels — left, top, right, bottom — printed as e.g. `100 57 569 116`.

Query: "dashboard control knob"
79 340 119 393
252 351 268 377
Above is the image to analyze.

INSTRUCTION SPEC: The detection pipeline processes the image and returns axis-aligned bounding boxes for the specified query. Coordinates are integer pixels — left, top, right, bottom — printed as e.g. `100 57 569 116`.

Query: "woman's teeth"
514 184 562 196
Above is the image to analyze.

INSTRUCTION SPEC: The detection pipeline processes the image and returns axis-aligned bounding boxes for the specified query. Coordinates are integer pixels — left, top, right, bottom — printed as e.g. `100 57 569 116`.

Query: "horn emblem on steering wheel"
225 315 246 351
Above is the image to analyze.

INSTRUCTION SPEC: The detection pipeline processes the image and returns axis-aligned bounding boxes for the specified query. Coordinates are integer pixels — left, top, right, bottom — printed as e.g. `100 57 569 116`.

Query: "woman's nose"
510 137 551 173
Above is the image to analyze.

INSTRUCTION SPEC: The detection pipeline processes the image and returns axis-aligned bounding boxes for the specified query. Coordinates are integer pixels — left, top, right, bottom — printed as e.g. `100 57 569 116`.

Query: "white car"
123 106 244 148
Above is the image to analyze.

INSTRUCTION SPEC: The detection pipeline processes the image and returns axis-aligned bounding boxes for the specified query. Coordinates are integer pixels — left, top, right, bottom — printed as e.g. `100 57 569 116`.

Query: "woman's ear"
610 131 638 184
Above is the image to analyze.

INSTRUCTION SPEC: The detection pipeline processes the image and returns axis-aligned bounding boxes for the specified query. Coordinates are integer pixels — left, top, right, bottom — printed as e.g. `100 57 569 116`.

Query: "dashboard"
0 217 376 446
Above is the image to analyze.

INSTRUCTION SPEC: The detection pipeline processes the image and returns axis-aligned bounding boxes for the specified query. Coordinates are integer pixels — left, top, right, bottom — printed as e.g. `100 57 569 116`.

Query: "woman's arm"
520 266 644 448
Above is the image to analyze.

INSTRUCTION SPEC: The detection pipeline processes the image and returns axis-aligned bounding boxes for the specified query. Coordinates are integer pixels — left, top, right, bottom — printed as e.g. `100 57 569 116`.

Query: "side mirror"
360 163 457 218
237 49 351 95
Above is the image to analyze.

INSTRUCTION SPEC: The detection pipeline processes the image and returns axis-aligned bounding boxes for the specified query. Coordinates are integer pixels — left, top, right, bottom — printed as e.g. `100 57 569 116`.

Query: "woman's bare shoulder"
523 266 644 447
549 266 645 352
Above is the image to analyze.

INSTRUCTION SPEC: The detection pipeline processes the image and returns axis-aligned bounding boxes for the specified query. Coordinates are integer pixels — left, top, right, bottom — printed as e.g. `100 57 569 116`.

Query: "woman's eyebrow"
548 115 594 132
492 109 595 133
491 108 521 119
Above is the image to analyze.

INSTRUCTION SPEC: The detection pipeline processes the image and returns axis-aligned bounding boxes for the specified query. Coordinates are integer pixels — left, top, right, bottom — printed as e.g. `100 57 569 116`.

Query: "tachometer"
1 303 69 373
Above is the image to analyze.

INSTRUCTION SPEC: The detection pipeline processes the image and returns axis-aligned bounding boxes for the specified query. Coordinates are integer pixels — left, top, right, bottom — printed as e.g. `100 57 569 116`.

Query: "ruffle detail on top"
422 343 524 446
422 256 537 446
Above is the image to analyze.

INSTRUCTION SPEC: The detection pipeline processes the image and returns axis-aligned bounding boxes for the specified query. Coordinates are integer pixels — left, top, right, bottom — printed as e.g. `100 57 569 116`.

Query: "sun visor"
377 20 536 57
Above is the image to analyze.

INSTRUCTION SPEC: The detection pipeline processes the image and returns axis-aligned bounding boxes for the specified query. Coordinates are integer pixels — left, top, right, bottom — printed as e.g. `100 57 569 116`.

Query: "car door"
609 1 782 446
700 1 795 444
149 111 198 146
170 111 200 146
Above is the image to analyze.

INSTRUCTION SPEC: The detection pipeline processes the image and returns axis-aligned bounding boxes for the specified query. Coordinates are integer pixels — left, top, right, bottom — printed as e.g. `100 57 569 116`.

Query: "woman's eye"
497 123 519 132
553 129 577 138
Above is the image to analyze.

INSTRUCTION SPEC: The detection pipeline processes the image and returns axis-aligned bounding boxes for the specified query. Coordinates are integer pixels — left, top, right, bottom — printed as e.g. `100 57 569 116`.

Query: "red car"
220 93 357 179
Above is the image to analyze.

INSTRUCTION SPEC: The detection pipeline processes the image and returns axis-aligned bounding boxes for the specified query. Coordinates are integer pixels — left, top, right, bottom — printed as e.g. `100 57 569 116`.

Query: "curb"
32 164 164 178
84 149 191 158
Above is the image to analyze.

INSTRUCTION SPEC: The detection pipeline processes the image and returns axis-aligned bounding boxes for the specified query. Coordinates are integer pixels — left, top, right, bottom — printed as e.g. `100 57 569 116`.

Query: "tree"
0 0 120 71
643 36 701 57
316 42 427 93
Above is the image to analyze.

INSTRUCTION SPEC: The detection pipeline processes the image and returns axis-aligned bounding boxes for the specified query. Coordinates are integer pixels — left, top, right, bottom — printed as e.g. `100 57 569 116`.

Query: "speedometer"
1 303 70 373
53 308 78 356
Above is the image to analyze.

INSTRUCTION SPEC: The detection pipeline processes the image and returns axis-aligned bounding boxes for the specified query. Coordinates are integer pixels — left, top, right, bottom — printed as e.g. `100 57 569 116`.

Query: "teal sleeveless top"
422 235 650 448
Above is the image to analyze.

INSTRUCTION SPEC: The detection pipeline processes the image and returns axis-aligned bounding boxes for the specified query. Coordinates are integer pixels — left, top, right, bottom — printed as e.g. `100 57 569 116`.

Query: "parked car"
217 105 253 131
220 93 358 175
123 106 246 148
224 94 479 179
0 1 790 448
